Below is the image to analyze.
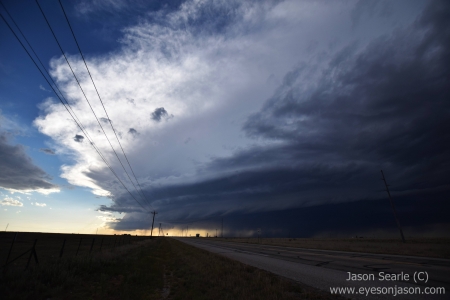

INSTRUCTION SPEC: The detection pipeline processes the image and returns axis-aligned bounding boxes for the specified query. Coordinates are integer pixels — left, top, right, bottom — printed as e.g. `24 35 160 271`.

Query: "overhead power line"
0 9 150 214
0 1 95 145
34 0 151 208
57 0 150 206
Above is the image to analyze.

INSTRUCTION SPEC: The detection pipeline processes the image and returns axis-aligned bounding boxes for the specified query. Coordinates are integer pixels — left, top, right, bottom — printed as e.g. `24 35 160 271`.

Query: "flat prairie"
215 237 450 258
0 231 144 270
1 233 344 299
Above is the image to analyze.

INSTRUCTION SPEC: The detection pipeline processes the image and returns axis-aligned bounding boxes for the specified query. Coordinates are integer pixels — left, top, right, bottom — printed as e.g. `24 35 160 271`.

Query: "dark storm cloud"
108 212 153 231
203 190 450 238
73 134 84 143
98 204 144 214
151 107 168 122
104 0 450 234
242 0 450 194
350 0 392 28
39 148 55 155
98 197 153 231
128 128 138 136
0 133 57 191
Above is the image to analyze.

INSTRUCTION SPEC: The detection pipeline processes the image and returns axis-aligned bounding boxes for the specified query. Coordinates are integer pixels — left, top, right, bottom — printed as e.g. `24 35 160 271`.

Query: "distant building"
196 233 200 237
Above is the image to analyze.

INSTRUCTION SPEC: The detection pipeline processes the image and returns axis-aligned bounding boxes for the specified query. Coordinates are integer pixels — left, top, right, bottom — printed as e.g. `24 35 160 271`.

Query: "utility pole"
187 225 188 237
381 170 406 243
150 211 157 237
5 223 8 232
221 218 223 238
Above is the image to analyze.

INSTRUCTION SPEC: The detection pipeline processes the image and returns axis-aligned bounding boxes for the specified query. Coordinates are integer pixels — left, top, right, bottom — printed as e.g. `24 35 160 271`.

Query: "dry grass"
215 237 450 258
1 236 345 299
0 232 143 270
1 238 164 299
165 238 343 300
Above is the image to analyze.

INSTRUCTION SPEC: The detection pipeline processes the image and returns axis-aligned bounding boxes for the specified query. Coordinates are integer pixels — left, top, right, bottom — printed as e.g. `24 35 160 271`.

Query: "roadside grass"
214 237 450 258
2 237 343 299
165 238 342 300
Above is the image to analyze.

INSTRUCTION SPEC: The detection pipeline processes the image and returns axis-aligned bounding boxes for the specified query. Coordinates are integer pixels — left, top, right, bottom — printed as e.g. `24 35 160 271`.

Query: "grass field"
215 237 450 258
1 233 343 299
0 232 146 271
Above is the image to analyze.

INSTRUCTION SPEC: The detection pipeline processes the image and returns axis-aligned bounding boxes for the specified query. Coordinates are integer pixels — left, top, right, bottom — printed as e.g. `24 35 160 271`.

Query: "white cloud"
39 85 50 92
35 202 47 207
97 212 119 224
1 197 23 206
5 187 60 195
0 110 28 135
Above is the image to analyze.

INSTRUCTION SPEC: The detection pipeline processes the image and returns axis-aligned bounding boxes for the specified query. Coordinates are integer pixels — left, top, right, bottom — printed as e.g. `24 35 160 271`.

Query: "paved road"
175 238 449 300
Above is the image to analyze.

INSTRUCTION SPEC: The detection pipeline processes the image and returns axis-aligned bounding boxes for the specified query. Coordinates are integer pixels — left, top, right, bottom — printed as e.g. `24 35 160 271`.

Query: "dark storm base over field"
164 190 450 239
224 193 450 238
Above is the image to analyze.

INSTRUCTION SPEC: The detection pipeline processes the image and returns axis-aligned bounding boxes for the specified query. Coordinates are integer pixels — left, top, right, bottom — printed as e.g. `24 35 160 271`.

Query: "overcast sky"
0 0 449 237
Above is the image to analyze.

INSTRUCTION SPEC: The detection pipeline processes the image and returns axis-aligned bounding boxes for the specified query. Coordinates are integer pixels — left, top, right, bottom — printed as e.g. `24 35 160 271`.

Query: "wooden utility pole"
150 211 157 237
381 170 406 243
221 218 223 238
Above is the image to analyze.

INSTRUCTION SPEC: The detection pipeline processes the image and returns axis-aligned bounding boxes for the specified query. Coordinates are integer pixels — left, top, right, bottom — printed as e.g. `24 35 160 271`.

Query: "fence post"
4 232 18 267
26 239 38 269
59 239 66 259
89 238 95 254
76 238 82 256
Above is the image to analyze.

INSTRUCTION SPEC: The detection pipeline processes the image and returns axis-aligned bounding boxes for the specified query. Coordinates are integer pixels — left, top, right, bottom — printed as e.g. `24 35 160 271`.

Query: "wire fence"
0 232 152 271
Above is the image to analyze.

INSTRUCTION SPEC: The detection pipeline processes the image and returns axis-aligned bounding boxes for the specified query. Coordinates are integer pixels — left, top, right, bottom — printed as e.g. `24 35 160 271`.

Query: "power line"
34 0 149 208
57 0 150 206
0 10 150 214
0 1 95 145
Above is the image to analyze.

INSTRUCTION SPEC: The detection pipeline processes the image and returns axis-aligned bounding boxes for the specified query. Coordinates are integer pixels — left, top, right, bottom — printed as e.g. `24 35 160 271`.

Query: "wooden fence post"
76 238 82 256
59 239 66 259
26 239 38 269
89 238 95 254
4 232 18 267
